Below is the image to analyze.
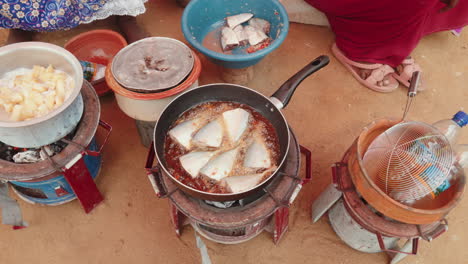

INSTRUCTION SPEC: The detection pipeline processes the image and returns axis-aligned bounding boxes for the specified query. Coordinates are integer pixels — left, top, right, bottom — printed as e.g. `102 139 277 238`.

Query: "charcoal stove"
146 130 311 244
0 81 112 227
312 149 450 264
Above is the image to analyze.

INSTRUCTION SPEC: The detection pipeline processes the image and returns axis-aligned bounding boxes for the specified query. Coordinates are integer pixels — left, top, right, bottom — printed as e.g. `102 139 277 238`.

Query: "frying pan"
151 55 329 201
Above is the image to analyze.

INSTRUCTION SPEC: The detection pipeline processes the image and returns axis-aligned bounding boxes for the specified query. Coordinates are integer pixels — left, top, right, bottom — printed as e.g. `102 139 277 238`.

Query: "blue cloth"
0 0 108 32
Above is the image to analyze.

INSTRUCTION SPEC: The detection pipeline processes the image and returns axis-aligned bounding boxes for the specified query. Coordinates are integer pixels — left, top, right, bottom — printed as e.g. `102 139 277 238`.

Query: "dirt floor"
1 1 468 263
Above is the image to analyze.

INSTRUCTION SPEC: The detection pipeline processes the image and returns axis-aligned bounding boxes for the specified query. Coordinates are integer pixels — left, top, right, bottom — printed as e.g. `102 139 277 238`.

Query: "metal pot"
151 55 329 201
0 42 84 148
0 81 103 182
106 50 202 122
111 37 194 93
348 119 466 224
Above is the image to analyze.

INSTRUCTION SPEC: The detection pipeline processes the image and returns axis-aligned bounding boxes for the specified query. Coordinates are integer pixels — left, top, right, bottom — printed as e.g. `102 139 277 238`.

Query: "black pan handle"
271 55 330 109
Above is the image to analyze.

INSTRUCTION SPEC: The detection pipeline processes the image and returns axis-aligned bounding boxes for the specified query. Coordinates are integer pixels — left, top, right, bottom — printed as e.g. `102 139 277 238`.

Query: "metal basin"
0 42 84 148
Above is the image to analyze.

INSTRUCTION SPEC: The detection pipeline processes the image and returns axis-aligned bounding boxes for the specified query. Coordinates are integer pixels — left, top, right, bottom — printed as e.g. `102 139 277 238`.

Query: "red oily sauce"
164 101 280 194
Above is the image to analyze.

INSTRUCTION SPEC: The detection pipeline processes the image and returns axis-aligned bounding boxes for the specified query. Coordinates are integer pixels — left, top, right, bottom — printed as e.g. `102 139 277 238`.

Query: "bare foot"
331 43 398 92
6 29 34 44
354 62 391 87
393 56 424 90
117 16 150 43
395 56 412 76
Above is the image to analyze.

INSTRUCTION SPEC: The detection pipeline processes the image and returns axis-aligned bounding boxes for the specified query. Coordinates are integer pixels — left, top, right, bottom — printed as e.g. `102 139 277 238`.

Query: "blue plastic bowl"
181 0 289 69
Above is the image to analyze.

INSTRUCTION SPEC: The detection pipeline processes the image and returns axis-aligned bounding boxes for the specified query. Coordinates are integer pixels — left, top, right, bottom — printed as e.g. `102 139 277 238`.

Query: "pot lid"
111 37 194 93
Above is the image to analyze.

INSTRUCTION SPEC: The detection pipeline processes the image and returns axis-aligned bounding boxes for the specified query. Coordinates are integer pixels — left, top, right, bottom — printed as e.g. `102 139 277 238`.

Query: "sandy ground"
0 1 467 263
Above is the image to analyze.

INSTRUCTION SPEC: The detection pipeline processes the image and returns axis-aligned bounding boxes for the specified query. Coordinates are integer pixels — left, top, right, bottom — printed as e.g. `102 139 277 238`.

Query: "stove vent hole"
12 185 48 199
198 224 246 237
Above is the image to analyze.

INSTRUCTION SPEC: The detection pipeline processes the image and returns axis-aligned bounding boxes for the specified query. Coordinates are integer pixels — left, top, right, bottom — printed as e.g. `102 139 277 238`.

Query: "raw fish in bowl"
181 0 289 68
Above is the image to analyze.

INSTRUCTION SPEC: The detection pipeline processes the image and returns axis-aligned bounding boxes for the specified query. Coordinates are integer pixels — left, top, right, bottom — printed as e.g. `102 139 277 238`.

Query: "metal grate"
363 121 454 204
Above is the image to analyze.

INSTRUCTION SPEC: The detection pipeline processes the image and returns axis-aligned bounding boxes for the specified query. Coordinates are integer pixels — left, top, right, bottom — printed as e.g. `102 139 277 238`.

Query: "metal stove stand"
0 82 112 229
146 130 311 244
312 150 449 264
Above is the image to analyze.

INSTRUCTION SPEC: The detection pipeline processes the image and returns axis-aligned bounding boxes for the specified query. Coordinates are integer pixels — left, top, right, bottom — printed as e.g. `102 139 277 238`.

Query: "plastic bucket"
181 0 289 69
64 30 128 96
106 51 202 122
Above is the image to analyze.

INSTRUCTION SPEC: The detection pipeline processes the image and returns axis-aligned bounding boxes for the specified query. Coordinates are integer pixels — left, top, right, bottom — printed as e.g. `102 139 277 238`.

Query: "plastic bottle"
409 144 468 209
455 144 468 168
432 111 468 146
400 112 467 204
434 144 468 196
430 111 468 197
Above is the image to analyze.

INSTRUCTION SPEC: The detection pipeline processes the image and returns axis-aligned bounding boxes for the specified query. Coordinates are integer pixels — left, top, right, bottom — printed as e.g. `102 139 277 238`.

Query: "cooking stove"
0 81 111 228
146 130 311 244
312 150 449 263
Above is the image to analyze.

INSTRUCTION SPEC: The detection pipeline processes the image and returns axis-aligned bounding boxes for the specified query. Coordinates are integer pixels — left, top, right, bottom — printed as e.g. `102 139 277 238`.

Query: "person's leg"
390 1 468 89
116 15 149 43
331 43 399 92
423 0 468 36
307 0 436 67
306 0 450 91
6 29 34 44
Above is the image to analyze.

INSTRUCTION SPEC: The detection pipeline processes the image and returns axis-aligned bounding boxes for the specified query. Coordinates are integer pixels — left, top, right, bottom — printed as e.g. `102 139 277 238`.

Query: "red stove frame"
11 120 112 229
1 81 112 229
59 120 112 214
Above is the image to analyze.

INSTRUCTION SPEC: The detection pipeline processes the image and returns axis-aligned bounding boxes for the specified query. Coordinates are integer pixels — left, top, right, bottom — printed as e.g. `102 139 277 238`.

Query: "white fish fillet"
248 18 271 34
168 118 202 149
224 173 265 193
244 138 271 168
244 25 268 46
222 108 250 143
226 13 254 28
180 151 215 178
233 25 248 46
200 148 239 181
192 119 224 148
221 27 239 51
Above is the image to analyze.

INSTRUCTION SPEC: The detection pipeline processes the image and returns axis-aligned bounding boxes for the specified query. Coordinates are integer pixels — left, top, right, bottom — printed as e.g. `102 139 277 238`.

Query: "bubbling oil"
164 101 280 193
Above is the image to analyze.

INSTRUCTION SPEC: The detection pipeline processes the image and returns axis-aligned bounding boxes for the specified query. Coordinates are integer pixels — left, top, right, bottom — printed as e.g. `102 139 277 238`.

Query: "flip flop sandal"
331 43 399 93
392 57 425 91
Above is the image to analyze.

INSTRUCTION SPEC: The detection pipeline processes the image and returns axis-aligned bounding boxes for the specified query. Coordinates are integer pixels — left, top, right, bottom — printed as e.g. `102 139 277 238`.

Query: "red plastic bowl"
64 29 127 96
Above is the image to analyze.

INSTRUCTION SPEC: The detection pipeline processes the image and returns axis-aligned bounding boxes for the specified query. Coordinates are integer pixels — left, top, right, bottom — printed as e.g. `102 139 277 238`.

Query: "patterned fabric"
0 0 109 32
84 0 147 24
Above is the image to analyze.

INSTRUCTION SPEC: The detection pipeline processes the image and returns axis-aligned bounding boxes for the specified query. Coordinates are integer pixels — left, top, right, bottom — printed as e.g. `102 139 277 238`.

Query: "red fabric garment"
306 0 468 67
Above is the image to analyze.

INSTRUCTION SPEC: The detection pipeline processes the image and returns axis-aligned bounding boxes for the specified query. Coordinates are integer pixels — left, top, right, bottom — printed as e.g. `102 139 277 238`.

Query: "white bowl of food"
0 42 84 148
